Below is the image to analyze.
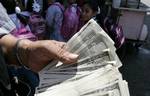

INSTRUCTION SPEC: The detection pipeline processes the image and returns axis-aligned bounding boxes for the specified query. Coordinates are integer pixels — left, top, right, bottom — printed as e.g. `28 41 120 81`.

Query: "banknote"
35 19 129 96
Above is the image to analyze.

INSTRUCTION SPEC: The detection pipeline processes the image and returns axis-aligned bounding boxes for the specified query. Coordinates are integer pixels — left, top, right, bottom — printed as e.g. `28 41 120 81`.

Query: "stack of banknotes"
35 19 130 96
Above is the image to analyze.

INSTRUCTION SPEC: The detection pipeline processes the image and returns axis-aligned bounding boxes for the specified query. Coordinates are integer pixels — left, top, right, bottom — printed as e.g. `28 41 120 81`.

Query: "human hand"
18 40 78 72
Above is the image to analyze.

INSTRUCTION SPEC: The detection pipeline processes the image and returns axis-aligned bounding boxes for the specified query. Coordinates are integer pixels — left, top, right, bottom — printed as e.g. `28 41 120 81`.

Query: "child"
81 0 125 49
29 12 46 40
61 0 81 41
80 0 99 24
46 0 64 41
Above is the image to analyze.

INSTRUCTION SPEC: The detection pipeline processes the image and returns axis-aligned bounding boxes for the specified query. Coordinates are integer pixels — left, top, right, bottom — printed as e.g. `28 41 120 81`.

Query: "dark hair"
83 0 99 12
0 0 16 14
55 0 64 4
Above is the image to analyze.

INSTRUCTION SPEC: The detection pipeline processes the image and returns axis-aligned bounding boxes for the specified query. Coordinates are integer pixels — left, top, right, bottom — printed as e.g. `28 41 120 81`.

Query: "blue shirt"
46 2 64 41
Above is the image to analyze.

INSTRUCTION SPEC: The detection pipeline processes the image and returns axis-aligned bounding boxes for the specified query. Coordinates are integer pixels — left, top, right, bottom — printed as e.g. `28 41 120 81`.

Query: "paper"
35 19 130 96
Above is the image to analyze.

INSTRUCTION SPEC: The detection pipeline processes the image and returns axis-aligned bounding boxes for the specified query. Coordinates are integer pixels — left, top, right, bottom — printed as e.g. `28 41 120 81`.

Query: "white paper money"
35 19 130 96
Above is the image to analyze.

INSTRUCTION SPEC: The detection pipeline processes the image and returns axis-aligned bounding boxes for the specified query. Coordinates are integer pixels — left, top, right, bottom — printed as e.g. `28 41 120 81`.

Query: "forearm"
0 34 52 68
0 34 18 53
0 34 55 69
0 34 32 65
0 34 78 72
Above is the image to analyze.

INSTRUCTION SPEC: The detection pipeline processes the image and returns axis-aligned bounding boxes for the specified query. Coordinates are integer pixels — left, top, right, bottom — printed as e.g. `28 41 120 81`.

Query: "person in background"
0 3 78 96
61 0 81 41
46 0 64 41
76 0 84 7
0 0 33 14
81 0 125 50
10 13 38 41
80 0 99 24
28 12 46 40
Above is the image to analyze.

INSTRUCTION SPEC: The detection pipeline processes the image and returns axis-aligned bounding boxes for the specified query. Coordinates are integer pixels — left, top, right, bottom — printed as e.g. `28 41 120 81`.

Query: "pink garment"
61 4 81 41
103 17 125 49
11 28 37 41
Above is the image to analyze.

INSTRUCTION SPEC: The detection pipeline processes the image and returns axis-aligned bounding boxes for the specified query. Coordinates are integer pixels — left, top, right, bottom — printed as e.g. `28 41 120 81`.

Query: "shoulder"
48 5 62 12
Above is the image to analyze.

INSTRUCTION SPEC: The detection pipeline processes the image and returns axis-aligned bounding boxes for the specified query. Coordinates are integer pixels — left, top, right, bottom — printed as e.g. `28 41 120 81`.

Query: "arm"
0 34 78 72
0 34 32 68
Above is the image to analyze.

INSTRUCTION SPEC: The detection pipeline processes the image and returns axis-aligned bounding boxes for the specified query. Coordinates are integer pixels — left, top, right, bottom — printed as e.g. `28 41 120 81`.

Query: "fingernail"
68 54 78 59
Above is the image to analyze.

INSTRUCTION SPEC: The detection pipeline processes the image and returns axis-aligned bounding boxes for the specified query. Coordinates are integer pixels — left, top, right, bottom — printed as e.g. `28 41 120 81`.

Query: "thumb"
58 50 79 64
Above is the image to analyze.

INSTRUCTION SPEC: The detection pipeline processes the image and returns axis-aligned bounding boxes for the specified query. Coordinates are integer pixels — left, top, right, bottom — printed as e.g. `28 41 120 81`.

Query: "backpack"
103 17 125 49
61 4 81 41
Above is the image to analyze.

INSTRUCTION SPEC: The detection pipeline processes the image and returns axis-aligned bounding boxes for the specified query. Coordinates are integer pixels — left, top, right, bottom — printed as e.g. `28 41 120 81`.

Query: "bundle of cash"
35 19 130 96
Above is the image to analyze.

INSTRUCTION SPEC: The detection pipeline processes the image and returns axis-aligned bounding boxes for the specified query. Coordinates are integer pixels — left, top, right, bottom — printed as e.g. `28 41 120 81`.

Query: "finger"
51 40 66 48
58 42 66 48
59 51 79 64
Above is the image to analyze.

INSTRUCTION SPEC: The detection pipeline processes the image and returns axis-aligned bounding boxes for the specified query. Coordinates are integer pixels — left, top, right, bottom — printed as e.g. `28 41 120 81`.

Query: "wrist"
15 39 33 69
17 39 33 50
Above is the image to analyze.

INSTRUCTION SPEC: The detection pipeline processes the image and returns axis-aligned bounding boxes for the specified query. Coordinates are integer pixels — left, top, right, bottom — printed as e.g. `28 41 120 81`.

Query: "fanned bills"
35 19 130 96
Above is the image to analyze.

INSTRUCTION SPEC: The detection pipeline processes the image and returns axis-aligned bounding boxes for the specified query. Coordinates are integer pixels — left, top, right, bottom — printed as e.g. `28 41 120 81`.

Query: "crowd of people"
1 0 104 42
0 0 125 96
